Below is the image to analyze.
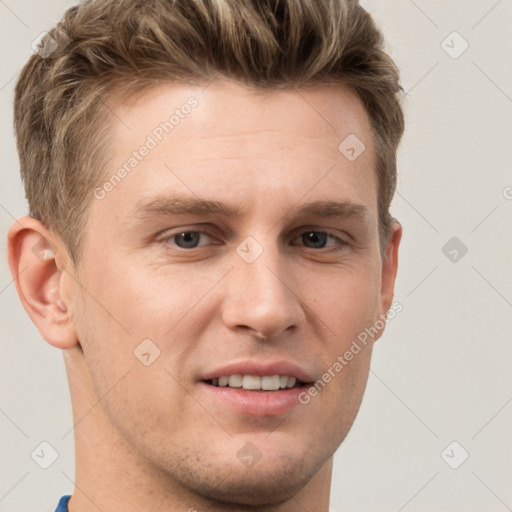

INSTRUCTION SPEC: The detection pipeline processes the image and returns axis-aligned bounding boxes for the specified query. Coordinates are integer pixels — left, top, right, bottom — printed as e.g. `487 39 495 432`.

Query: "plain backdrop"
1 1 511 511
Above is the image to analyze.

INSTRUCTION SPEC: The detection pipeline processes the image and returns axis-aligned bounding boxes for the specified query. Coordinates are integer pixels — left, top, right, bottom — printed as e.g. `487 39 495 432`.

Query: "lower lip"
199 382 308 416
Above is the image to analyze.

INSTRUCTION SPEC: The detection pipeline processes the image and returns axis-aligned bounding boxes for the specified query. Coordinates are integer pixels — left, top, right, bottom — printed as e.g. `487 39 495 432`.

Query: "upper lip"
200 359 315 383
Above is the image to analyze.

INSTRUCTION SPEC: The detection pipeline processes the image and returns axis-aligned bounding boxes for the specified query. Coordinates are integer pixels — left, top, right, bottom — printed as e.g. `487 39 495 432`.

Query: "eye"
158 229 346 252
294 231 346 249
166 231 213 249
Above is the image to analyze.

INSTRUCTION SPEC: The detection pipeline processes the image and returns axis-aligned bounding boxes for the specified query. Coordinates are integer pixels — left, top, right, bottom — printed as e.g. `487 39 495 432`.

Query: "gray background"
1 1 511 511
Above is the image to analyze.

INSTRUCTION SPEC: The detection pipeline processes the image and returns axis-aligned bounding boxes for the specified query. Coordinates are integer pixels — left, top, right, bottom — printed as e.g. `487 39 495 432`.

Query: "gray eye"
302 232 328 248
174 232 201 248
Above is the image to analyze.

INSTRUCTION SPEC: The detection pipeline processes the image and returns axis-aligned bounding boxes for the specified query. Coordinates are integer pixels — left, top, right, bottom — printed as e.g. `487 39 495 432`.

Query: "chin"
164 444 327 508
190 461 317 506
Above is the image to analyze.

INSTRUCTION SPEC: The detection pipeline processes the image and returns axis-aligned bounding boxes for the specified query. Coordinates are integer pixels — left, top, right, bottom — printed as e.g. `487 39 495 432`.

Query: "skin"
8 79 401 512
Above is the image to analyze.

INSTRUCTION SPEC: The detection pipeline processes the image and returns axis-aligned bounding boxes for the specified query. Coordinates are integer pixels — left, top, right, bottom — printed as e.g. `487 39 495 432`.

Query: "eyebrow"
296 200 368 221
130 195 244 219
129 195 368 223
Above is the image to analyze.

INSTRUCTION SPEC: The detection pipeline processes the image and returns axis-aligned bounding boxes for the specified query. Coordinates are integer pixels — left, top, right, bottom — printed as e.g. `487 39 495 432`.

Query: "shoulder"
54 495 71 512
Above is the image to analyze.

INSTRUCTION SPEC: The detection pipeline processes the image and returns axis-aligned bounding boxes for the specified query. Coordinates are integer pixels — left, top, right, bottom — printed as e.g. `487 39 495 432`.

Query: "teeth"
228 374 243 387
286 377 296 388
242 375 261 389
210 374 300 390
261 375 280 390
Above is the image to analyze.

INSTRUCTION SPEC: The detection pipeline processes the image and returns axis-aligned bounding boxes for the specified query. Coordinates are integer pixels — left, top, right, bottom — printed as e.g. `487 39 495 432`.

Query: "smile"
207 374 302 391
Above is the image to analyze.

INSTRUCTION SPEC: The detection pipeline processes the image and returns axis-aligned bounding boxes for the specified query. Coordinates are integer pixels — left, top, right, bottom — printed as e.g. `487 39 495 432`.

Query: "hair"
14 0 404 263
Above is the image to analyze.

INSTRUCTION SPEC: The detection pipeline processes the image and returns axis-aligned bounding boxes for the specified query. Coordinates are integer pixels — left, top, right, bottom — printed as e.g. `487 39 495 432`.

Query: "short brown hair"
14 0 404 262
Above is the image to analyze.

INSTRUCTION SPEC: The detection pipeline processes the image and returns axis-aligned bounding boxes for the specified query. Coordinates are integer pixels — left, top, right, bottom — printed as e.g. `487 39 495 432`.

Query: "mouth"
204 374 307 391
198 361 315 416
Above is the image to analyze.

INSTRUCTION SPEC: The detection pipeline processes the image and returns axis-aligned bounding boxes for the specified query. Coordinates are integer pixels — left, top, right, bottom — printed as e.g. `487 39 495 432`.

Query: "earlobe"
7 216 79 349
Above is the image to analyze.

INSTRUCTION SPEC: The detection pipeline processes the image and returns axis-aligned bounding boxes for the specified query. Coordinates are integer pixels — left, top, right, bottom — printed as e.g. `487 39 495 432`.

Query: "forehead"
91 80 377 224
110 80 374 161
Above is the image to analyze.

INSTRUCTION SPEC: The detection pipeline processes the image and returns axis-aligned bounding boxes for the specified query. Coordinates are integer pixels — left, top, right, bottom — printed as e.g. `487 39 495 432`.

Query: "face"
67 80 397 505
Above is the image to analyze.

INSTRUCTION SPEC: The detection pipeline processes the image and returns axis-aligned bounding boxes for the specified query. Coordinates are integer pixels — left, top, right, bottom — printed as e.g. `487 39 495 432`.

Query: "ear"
378 220 402 322
7 216 79 349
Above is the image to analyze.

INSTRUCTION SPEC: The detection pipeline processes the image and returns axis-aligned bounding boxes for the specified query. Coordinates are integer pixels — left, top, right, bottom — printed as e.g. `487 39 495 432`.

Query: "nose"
220 241 305 339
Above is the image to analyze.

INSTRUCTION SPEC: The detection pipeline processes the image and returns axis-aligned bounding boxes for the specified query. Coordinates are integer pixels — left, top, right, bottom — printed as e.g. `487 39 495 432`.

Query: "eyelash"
159 229 349 252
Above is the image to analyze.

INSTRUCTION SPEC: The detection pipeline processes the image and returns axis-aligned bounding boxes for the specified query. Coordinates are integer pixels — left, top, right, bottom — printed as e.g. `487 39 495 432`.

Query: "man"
7 0 404 510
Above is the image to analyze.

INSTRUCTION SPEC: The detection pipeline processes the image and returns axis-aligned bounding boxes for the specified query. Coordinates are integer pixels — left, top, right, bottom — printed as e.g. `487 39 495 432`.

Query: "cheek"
72 272 200 441
307 261 381 345
102 365 190 437
301 262 380 413
74 259 226 390
81 253 222 336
